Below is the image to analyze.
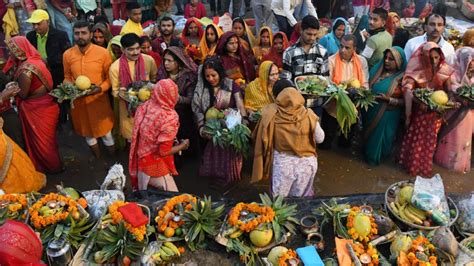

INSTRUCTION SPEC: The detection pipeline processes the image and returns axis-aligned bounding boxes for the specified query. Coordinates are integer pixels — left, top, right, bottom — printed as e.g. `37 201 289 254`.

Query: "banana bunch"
151 242 182 263
389 186 429 226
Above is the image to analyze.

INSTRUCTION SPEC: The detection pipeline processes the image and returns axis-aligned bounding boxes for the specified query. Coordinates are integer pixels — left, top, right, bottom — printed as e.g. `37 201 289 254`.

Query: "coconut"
399 186 414 205
249 228 273 247
430 90 449 105
75 75 91 91
353 213 372 238
138 88 151 101
390 235 412 258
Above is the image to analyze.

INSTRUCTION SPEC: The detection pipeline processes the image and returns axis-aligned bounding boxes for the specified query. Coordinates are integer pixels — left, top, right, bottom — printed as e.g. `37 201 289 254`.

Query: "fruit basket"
413 88 456 111
119 81 153 113
294 75 332 98
385 180 458 230
153 194 224 250
215 194 298 265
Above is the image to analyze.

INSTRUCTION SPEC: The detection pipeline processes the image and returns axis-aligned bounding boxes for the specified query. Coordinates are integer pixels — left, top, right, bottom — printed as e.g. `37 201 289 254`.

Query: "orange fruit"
164 227 175 238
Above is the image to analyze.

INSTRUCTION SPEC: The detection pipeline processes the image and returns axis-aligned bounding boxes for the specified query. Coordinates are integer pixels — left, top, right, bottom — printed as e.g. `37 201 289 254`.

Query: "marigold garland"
0 194 27 213
228 203 275 233
278 249 299 266
155 194 197 233
347 206 378 243
405 236 437 266
29 193 80 229
108 201 147 242
351 242 380 265
77 198 88 209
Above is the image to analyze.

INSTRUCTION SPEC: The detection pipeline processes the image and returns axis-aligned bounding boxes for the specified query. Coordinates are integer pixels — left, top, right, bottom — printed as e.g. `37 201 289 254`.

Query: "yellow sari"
244 61 275 111
0 118 45 193
199 23 223 63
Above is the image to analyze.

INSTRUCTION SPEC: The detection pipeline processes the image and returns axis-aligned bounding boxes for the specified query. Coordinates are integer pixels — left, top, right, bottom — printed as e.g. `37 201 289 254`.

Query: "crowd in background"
0 0 473 198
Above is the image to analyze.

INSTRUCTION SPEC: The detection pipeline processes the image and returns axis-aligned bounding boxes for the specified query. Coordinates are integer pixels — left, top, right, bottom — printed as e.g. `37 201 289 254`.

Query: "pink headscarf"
451 47 474 89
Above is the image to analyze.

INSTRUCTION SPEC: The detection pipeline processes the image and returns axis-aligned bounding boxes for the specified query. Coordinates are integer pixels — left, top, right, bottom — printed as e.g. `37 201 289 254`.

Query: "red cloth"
216 32 256 81
2 37 60 173
184 2 206 19
138 140 177 177
290 23 301 45
181 18 204 47
0 220 44 265
118 202 149 227
118 53 146 88
261 31 290 69
129 79 180 189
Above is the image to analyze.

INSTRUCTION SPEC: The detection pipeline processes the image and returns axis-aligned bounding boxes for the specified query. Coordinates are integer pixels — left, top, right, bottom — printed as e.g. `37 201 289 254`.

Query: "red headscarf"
385 12 400 36
129 79 180 188
290 23 301 45
216 31 256 81
402 42 453 88
261 32 290 69
3 36 53 90
181 18 204 47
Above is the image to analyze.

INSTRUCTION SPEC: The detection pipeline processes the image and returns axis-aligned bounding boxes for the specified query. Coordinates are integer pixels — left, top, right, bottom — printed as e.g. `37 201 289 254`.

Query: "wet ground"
44 124 474 200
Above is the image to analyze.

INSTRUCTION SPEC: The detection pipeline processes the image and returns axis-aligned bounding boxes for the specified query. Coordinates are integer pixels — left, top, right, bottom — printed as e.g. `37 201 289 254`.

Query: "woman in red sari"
3 36 61 174
129 79 190 191
399 42 454 176
216 32 256 87
261 32 290 70
181 18 204 63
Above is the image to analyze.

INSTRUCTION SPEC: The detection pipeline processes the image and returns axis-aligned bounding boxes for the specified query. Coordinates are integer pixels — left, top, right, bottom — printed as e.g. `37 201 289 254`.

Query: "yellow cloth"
109 54 157 140
244 61 275 111
252 26 273 64
199 23 223 63
251 87 317 183
120 19 144 36
0 119 45 193
2 8 19 40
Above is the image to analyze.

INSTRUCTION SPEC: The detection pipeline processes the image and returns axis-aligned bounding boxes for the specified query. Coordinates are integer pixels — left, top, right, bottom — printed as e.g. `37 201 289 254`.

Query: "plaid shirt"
281 40 329 107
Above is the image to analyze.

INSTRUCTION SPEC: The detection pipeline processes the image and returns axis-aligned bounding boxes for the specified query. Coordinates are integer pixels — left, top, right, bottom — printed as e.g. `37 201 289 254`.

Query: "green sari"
363 46 407 165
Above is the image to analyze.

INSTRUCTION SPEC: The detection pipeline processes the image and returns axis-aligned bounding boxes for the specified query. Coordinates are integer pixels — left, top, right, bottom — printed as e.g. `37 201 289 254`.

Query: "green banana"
159 249 171 260
161 246 175 256
407 204 427 220
152 253 162 262
164 242 180 256
404 206 423 224
397 203 409 221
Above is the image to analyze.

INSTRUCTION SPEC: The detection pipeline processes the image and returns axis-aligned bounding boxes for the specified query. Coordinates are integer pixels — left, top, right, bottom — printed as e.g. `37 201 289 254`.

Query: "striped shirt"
281 40 329 107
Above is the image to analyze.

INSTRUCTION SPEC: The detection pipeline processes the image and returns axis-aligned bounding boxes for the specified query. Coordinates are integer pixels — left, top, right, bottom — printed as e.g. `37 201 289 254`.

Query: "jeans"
274 14 293 39
252 3 274 31
293 1 308 20
228 0 244 18
46 0 73 43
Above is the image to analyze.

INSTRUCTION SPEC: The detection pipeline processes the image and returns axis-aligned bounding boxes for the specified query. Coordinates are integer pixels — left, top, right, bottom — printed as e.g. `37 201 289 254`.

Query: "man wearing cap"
26 9 70 89
26 9 71 123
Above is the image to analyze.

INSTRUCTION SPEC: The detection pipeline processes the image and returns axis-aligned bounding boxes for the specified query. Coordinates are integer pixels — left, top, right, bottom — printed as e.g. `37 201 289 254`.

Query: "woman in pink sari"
399 42 454 177
3 36 61 173
434 47 474 173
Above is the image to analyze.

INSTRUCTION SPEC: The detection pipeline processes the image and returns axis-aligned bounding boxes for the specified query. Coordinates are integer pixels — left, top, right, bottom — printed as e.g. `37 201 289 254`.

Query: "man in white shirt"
271 0 317 38
404 13 455 64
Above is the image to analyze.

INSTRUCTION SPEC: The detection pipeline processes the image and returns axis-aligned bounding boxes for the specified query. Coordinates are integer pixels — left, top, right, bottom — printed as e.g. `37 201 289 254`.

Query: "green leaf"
54 224 64 239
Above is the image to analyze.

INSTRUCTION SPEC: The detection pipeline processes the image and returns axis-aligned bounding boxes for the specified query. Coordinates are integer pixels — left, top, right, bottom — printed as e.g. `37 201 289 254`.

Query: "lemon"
138 88 151 101
75 75 91 90
430 90 449 105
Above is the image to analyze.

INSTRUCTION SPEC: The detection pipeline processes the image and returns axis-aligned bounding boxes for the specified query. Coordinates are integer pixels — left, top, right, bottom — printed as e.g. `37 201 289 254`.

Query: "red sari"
261 32 290 69
216 32 256 82
3 36 61 173
399 42 454 176
129 79 180 190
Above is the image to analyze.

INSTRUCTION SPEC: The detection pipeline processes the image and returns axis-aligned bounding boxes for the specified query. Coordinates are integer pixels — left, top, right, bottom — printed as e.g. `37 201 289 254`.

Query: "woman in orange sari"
252 26 273 64
199 23 223 63
3 36 61 174
232 17 256 54
399 42 454 176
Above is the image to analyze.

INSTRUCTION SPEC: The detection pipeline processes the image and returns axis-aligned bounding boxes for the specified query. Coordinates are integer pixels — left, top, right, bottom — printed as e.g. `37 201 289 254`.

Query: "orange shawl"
332 52 365 85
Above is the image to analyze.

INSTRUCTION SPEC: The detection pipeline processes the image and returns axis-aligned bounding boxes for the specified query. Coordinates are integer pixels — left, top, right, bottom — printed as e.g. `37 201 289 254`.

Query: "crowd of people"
0 0 473 198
